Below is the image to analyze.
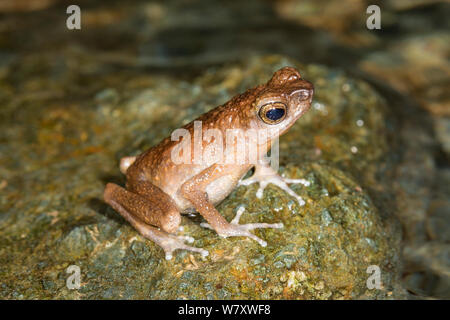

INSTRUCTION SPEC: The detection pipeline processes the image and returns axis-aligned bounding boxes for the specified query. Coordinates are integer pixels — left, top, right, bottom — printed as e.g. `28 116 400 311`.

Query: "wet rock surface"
0 0 448 299
0 55 405 299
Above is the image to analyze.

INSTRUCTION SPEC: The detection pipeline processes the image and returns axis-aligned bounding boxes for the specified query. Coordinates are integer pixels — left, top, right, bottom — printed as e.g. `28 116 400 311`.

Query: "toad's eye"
259 102 287 124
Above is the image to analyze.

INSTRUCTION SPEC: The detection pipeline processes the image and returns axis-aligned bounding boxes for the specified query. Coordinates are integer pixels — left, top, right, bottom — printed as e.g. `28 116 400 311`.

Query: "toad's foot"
239 164 309 206
201 206 283 247
145 231 209 260
150 232 209 260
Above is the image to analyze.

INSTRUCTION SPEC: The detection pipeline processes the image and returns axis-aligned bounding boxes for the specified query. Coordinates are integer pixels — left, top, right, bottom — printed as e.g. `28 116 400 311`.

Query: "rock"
0 54 406 299
403 242 450 298
434 118 450 158
57 225 96 260
359 32 450 117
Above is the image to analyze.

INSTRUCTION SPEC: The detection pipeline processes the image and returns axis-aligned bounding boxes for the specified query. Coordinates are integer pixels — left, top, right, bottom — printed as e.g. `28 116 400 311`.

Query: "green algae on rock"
0 55 405 299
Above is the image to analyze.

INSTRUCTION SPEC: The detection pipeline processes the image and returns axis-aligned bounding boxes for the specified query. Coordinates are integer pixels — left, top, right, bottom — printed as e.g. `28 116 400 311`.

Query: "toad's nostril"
297 89 310 100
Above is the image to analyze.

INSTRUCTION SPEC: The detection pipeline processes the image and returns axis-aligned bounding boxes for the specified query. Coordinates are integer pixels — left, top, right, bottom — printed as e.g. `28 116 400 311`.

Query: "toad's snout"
289 86 314 105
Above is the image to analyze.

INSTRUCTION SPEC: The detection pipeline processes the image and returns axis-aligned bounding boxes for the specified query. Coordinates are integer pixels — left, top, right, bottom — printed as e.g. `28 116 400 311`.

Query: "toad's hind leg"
104 183 208 260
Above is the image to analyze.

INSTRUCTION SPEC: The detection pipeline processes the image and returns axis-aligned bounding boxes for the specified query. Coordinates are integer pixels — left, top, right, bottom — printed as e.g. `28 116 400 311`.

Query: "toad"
104 67 314 260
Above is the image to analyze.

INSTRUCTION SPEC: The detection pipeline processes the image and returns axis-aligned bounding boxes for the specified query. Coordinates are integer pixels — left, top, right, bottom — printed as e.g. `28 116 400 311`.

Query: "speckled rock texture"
0 54 406 299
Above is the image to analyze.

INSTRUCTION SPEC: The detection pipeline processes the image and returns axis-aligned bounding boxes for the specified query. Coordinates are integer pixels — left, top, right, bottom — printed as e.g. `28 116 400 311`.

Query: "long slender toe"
209 207 283 247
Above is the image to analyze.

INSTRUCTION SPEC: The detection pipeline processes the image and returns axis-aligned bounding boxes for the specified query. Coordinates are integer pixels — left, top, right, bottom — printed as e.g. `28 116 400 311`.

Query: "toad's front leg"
181 164 283 247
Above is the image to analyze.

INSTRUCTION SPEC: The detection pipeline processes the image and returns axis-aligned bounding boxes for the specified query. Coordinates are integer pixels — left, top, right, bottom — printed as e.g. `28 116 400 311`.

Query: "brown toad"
104 67 314 259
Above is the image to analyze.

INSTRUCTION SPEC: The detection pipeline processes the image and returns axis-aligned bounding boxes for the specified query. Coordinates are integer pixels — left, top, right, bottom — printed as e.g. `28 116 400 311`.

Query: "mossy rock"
0 55 405 299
